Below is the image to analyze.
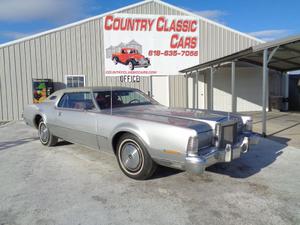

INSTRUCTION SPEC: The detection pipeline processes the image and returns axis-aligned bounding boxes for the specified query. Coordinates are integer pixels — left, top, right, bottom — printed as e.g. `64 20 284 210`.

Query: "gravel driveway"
0 121 299 225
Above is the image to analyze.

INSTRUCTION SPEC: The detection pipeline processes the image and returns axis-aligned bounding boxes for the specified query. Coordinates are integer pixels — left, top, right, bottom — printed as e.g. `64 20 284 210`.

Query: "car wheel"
38 120 58 147
116 133 157 180
128 61 134 70
113 57 118 65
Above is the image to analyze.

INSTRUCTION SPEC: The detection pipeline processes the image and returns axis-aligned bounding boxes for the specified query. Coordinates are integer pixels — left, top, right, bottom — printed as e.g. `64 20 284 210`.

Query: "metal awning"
180 34 300 73
180 34 300 137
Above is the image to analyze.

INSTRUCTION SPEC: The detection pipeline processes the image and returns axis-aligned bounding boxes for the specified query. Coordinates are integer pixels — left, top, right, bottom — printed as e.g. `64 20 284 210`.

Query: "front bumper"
185 134 259 174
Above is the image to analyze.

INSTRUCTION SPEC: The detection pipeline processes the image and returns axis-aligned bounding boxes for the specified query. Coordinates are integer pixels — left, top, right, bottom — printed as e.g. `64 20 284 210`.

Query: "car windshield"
94 90 156 109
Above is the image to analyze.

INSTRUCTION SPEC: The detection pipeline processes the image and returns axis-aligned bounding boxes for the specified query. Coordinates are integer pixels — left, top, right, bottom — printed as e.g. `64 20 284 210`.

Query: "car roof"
122 48 136 50
54 86 138 94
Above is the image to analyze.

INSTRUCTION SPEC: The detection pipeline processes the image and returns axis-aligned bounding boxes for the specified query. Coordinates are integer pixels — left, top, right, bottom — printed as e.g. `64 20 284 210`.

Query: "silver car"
23 87 258 180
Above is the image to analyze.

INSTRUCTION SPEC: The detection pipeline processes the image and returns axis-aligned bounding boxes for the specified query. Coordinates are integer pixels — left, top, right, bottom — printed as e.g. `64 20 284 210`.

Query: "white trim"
0 0 263 49
65 75 86 88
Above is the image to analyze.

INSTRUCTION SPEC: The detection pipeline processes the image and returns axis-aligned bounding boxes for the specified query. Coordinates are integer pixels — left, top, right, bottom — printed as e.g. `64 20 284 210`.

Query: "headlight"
187 136 198 157
244 120 253 132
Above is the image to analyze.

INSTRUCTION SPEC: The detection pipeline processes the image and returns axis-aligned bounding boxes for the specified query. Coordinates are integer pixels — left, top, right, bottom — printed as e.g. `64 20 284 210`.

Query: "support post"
262 49 269 137
195 71 199 109
210 67 214 111
185 73 189 108
231 61 237 113
283 72 289 111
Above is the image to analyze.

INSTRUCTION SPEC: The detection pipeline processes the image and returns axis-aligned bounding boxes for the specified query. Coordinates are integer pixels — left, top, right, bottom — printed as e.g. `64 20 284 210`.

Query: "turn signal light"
187 136 199 157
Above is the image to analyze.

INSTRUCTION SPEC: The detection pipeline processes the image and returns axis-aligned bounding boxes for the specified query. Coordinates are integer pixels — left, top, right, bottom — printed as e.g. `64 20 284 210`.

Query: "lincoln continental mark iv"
23 87 258 180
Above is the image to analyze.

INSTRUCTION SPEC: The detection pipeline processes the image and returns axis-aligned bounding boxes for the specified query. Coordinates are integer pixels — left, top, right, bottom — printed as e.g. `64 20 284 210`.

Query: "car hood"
133 54 146 60
110 104 238 133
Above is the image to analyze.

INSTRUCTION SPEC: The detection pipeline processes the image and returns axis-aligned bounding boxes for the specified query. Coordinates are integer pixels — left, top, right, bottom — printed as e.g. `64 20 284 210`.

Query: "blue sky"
0 0 299 44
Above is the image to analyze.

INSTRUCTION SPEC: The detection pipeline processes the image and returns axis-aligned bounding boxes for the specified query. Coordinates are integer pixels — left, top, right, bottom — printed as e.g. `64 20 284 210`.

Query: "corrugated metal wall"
169 19 261 108
0 0 261 120
0 16 151 121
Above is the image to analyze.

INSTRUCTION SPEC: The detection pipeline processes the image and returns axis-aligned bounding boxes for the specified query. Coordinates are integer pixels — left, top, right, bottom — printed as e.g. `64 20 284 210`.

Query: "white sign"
103 14 199 76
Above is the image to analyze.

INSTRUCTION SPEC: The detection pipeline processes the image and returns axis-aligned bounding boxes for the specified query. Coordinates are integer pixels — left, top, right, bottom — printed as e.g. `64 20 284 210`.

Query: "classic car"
112 48 150 70
23 87 258 180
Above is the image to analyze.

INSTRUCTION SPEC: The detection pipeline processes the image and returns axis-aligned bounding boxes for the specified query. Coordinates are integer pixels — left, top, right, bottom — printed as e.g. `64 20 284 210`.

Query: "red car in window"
112 48 151 70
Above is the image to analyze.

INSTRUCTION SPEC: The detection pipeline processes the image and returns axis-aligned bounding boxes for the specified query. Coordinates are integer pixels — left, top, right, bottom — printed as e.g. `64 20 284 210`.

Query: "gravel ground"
0 121 299 225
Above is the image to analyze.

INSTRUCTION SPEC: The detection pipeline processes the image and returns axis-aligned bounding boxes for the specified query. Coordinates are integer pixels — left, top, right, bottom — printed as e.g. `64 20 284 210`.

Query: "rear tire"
113 57 118 65
38 120 58 147
116 133 157 180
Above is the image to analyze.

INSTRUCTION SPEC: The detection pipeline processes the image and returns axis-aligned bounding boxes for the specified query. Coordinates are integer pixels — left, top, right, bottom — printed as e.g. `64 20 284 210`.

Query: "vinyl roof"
59 86 137 93
180 34 300 73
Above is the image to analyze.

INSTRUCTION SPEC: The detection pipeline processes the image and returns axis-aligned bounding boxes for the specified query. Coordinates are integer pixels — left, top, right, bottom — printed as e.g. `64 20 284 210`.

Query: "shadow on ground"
207 138 286 178
55 140 73 147
267 136 291 145
0 137 39 151
150 166 182 180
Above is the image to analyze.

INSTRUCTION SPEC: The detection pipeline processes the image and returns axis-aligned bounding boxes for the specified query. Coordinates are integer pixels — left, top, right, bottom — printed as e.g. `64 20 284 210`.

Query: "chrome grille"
198 130 213 150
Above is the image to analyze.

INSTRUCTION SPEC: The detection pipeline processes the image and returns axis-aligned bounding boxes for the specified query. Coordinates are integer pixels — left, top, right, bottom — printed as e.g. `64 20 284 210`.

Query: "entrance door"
151 76 169 106
197 74 205 109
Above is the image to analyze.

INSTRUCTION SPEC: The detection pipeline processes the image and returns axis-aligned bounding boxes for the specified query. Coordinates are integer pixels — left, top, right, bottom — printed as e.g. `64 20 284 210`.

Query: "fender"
109 122 151 153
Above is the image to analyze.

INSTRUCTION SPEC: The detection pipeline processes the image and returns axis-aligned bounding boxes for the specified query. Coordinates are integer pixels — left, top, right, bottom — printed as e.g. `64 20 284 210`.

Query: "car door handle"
57 111 62 116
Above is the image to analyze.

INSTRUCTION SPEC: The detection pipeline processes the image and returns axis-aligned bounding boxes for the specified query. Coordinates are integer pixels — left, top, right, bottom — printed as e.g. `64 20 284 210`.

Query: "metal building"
0 0 264 121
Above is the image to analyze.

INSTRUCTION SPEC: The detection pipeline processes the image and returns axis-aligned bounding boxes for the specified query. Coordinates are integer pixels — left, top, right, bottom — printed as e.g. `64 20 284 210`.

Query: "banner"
103 14 199 76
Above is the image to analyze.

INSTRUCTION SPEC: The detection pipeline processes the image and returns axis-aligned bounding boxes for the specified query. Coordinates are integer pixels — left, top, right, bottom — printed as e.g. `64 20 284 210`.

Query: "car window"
57 92 96 110
94 90 156 110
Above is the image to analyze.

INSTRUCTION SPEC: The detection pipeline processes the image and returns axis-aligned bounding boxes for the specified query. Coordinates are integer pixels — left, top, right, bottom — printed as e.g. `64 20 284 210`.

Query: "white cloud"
249 29 291 41
0 0 89 22
194 10 226 20
0 31 31 39
192 10 228 24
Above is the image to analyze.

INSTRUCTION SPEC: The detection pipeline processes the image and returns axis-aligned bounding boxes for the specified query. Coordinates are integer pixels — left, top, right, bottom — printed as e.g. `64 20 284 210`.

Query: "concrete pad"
246 111 300 148
0 122 299 225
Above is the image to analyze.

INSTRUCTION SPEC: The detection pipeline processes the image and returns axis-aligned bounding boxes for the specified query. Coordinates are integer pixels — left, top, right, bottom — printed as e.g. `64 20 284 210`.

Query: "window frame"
93 89 157 110
56 91 98 112
65 75 86 88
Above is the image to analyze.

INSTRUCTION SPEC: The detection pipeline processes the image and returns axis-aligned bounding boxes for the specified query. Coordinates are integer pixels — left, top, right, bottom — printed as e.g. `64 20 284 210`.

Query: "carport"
180 34 300 137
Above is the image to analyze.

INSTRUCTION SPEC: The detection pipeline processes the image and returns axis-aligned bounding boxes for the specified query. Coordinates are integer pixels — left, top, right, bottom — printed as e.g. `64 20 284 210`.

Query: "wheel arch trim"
110 124 150 154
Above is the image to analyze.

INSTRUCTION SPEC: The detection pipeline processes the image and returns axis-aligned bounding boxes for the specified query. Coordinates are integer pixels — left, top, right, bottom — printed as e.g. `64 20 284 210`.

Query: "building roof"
0 0 262 49
180 34 300 73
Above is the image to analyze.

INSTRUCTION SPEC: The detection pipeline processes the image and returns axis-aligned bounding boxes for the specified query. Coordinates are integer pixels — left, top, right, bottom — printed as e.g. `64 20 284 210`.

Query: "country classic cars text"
104 15 198 49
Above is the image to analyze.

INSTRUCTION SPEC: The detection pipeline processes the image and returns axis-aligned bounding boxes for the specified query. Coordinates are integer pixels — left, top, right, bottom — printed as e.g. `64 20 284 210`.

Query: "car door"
53 92 99 149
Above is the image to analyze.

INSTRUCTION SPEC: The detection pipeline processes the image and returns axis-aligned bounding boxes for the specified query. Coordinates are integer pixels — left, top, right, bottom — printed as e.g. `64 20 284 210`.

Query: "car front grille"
218 121 238 148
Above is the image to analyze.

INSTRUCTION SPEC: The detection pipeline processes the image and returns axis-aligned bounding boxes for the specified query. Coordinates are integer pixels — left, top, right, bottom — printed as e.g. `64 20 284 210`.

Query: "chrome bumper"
135 60 150 67
185 135 259 174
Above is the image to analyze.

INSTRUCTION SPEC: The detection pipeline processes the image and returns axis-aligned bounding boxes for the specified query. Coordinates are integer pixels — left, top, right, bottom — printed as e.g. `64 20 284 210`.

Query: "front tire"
128 61 135 70
116 134 157 180
38 120 58 147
